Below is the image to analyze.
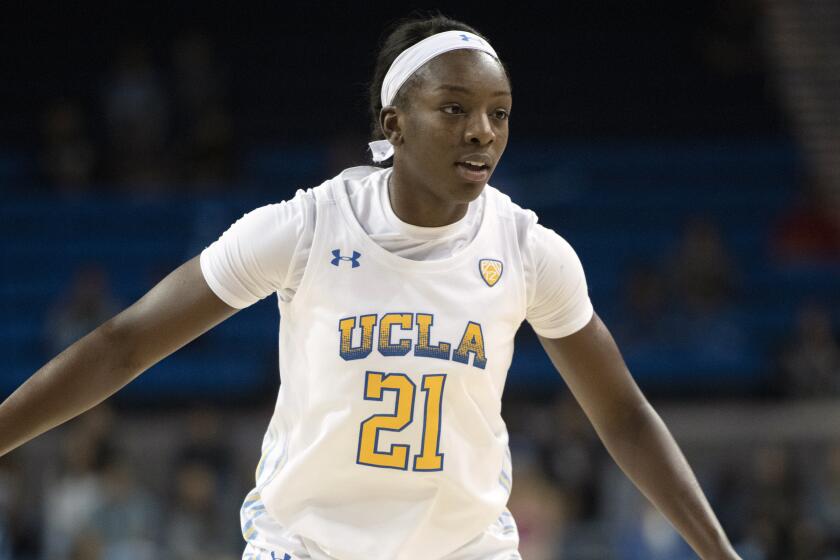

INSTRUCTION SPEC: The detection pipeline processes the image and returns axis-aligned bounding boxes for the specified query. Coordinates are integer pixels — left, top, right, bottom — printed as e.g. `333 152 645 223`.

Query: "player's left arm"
539 313 741 560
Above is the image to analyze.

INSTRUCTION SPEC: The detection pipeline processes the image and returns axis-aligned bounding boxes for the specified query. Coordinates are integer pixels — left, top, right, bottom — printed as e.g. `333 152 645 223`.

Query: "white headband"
369 30 500 163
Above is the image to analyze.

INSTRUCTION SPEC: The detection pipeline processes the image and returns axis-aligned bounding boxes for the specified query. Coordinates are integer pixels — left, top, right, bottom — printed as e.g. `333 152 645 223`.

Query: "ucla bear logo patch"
479 259 503 287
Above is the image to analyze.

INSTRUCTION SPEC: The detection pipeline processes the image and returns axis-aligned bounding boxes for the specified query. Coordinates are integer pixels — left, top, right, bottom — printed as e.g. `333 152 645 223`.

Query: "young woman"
0 15 741 560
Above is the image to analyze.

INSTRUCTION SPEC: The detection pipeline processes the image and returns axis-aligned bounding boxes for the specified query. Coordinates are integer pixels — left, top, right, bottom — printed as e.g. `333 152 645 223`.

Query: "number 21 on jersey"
356 372 446 471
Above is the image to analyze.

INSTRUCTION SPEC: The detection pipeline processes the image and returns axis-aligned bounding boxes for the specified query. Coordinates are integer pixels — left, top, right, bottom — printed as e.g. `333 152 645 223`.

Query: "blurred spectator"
171 32 227 119
772 179 840 262
180 406 230 470
542 397 601 521
726 446 800 558
40 100 97 191
177 103 235 187
88 456 162 559
0 457 37 559
731 515 777 560
42 406 115 558
171 32 235 187
714 458 757 547
68 529 104 560
103 44 171 189
669 217 738 314
663 217 757 376
779 302 840 396
614 262 674 354
507 461 564 560
616 502 695 560
612 260 705 385
752 446 799 537
789 517 829 560
804 443 840 552
44 264 121 356
166 458 237 559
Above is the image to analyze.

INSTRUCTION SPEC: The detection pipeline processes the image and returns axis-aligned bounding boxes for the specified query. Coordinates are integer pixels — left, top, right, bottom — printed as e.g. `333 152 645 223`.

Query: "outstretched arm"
539 313 740 560
0 256 238 457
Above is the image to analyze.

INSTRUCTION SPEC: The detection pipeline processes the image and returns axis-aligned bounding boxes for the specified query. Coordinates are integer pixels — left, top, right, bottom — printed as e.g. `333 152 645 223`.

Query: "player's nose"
464 112 494 146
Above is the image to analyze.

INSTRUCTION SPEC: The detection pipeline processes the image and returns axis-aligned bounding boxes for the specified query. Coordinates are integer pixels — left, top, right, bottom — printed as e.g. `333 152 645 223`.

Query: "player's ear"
380 106 402 146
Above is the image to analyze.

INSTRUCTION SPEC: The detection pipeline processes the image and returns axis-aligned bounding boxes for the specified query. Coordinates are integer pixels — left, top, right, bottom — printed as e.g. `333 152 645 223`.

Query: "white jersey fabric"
200 166 593 560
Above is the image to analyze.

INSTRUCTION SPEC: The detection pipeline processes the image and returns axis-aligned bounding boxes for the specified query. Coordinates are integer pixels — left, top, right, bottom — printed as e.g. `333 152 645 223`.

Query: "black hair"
367 13 507 167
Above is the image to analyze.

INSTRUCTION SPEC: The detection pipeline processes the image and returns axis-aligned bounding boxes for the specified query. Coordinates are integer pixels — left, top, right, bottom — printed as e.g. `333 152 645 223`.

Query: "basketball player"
0 15 741 560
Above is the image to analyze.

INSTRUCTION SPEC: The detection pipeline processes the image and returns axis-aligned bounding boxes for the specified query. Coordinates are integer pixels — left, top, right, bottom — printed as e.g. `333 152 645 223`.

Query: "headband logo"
459 34 486 46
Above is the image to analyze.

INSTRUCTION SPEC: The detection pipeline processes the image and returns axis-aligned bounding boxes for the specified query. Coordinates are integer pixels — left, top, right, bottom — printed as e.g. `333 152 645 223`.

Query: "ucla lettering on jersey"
338 312 487 369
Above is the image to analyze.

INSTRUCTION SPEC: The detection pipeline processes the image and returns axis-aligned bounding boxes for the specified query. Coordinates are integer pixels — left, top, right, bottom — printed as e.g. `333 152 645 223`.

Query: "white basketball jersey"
244 167 527 560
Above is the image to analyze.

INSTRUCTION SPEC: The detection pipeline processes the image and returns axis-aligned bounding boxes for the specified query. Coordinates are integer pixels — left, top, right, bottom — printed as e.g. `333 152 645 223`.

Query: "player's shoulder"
308 165 389 205
484 184 581 265
271 166 388 236
485 184 539 239
260 167 353 227
245 185 317 229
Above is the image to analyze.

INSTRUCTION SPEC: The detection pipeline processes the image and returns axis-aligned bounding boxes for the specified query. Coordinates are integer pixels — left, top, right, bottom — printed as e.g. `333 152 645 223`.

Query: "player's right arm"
0 256 238 457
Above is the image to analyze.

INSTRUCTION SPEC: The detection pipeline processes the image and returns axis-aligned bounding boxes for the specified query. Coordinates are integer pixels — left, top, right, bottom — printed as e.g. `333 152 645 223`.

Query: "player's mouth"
454 156 492 183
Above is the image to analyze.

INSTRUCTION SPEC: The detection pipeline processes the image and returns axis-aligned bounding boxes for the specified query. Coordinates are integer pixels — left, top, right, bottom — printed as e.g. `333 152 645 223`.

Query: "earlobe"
380 107 402 146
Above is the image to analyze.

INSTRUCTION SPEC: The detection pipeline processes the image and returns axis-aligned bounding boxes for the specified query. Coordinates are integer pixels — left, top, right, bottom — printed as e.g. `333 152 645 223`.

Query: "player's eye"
441 105 464 115
494 109 510 121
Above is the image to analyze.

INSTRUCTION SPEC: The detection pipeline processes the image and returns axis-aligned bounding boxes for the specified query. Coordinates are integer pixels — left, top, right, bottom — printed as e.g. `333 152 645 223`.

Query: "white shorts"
241 508 521 560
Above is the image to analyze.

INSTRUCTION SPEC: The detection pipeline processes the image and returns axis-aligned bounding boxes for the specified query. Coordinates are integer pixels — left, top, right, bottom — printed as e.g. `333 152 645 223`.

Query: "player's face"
391 50 512 204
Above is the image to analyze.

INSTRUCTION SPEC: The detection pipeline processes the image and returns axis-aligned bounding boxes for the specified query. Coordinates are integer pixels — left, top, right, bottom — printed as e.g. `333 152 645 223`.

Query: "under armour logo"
270 553 291 560
459 34 484 46
331 249 361 268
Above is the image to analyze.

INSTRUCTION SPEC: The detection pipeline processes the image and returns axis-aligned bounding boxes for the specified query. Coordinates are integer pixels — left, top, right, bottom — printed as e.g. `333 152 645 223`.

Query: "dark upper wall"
0 0 781 149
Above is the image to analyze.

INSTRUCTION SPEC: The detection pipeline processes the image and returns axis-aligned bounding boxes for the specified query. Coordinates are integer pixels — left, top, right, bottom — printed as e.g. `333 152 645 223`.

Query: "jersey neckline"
330 167 494 273
377 170 480 241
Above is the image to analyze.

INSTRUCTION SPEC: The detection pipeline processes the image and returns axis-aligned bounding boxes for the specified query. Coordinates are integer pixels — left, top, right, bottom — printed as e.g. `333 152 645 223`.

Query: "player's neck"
388 170 468 228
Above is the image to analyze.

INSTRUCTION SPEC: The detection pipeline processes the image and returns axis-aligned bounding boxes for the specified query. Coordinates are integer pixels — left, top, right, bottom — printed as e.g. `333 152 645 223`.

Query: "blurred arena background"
1 1 839 559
